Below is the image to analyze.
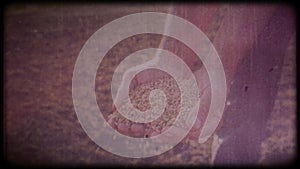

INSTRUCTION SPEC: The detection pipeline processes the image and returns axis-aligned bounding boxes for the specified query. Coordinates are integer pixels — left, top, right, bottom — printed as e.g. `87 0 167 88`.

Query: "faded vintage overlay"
4 3 296 166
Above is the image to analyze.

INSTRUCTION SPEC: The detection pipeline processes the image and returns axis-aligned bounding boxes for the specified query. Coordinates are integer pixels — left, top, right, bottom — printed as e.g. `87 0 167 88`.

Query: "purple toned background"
4 3 296 166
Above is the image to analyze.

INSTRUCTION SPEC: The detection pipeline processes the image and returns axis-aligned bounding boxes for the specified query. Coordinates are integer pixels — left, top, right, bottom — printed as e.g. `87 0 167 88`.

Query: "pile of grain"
106 74 214 165
93 32 214 165
108 76 180 138
107 72 202 137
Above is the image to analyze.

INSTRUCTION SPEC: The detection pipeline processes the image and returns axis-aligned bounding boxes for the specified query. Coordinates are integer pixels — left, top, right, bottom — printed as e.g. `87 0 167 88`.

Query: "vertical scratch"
251 8 257 78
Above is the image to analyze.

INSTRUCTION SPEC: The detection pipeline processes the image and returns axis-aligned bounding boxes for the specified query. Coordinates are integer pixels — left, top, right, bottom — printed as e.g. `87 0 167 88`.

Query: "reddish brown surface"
214 6 296 164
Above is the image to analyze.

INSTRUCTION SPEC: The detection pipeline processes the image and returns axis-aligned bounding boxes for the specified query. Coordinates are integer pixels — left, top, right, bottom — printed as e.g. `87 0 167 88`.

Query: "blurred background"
4 3 296 167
